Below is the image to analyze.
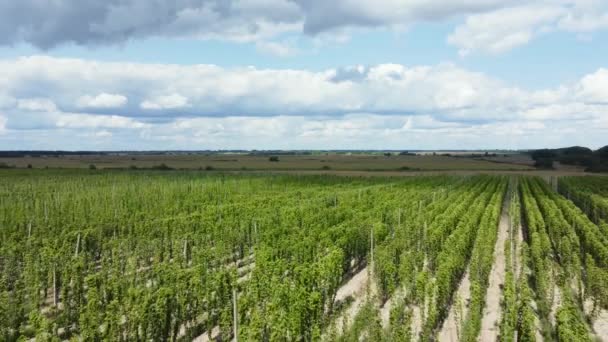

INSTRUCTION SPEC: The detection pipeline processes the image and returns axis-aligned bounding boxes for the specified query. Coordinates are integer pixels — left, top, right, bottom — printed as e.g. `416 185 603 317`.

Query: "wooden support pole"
75 232 81 257
53 267 58 307
370 226 374 274
233 287 239 342
183 239 188 261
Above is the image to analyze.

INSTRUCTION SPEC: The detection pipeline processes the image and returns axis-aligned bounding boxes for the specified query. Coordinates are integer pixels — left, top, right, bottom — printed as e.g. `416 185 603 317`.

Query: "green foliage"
1 171 604 341
556 296 593 342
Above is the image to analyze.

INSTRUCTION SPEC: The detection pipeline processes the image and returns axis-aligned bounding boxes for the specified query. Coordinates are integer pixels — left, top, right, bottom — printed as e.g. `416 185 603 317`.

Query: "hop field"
1 170 607 341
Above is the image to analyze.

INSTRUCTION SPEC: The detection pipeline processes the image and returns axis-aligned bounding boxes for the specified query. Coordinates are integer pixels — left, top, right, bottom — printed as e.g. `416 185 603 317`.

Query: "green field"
1 170 607 341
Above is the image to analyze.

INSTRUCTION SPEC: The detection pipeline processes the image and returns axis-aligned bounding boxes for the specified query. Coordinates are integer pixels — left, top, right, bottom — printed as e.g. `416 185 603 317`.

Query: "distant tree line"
0 151 109 158
530 145 608 171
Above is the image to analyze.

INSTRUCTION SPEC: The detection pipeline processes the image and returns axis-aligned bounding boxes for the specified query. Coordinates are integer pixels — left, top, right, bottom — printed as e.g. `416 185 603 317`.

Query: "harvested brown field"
0 152 539 171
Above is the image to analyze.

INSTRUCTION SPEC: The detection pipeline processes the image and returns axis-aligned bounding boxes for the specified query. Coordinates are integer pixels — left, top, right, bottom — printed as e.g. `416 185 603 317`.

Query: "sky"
0 0 607 150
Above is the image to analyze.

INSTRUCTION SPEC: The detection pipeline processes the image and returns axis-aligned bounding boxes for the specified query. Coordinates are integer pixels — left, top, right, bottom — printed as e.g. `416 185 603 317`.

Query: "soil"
438 271 471 341
479 195 510 341
331 266 371 334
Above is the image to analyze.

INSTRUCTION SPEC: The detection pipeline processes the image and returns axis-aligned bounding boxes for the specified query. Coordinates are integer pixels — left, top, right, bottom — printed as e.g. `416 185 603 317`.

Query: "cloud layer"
0 56 606 149
0 0 302 48
448 1 608 55
2 0 607 54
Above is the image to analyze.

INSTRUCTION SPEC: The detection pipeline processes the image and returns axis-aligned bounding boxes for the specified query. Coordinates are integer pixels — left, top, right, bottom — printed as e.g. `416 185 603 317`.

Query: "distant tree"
561 146 593 156
205 165 215 171
27 164 33 169
596 145 608 160
580 145 608 172
530 149 557 160
88 164 96 170
269 156 279 162
384 152 392 157
321 165 331 170
559 146 593 165
152 163 173 170
534 159 554 169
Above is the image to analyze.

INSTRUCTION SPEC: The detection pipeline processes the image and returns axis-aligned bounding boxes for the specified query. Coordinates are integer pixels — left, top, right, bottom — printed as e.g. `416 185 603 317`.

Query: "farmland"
0 152 537 172
1 170 608 341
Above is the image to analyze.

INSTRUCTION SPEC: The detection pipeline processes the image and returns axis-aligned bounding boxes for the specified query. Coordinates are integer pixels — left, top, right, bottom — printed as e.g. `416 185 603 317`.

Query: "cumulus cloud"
55 113 148 129
0 0 302 48
292 0 515 34
0 94 16 109
329 65 369 83
0 0 608 57
1 0 607 56
557 0 608 31
141 94 190 110
0 56 606 120
448 1 608 54
576 68 608 103
0 114 6 133
0 55 607 149
76 93 127 108
0 56 548 120
118 112 608 150
448 5 564 55
0 0 509 48
17 98 58 112
1 112 607 150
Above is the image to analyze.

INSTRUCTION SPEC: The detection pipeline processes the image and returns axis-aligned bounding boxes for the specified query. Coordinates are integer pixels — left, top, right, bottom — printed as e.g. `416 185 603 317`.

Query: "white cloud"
17 98 57 112
76 93 127 108
0 56 606 121
293 0 517 34
576 68 608 103
3 56 519 118
141 94 190 110
0 0 303 48
448 5 564 55
520 103 596 121
94 130 113 138
1 111 607 150
448 1 608 55
55 113 148 129
129 112 607 150
0 55 607 149
0 0 606 58
0 94 16 109
0 114 6 133
557 0 608 32
0 0 524 49
256 40 298 57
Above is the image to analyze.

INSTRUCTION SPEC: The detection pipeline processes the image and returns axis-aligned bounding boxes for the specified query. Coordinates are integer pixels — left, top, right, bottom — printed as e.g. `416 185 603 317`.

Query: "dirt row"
478 192 510 341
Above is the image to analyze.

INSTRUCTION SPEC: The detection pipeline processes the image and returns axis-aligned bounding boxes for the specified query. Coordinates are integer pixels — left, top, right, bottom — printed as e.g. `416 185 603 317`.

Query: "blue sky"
0 0 607 150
